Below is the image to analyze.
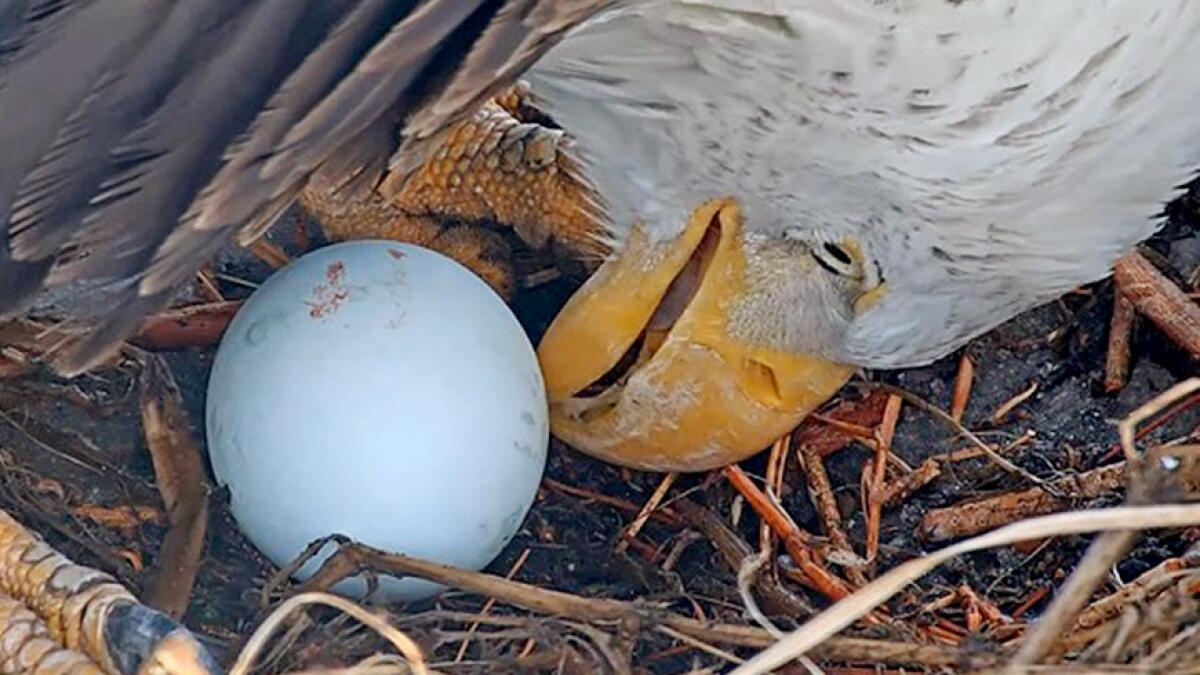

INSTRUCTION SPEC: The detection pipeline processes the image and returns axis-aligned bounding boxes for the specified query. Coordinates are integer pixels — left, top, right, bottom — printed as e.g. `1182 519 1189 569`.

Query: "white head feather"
527 0 1200 367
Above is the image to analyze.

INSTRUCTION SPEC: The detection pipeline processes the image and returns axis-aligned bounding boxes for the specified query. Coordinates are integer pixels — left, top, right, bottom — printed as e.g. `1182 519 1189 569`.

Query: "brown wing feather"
0 0 610 375
389 0 612 182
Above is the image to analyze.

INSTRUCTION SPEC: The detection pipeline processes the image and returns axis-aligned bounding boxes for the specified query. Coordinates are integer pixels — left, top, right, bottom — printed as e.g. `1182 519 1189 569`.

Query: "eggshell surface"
206 241 548 602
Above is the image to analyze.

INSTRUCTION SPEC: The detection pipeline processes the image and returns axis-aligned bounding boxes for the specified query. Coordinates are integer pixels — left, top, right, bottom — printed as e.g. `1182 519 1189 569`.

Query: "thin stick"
730 503 1200 675
1104 293 1136 393
1073 555 1198 631
1011 586 1051 619
1014 378 1200 665
857 383 1050 491
195 269 225 303
616 473 676 554
797 392 890 457
453 548 532 662
294 542 983 669
760 436 790 552
1100 390 1200 462
1113 250 1200 356
656 625 744 665
1009 530 1135 666
989 381 1038 426
133 300 243 350
882 459 941 506
1118 379 1200 463
866 396 902 563
230 592 428 675
738 550 782 638
542 478 682 525
139 357 209 618
951 354 974 422
917 462 1125 542
798 441 866 585
246 238 293 270
806 416 876 444
721 466 854 601
674 499 814 618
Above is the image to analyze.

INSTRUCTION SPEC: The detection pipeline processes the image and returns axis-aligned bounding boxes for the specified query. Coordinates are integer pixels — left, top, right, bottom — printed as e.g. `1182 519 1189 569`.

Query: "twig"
616 473 676 554
735 438 799 646
917 463 1126 542
542 478 681 526
1104 293 1136 393
738 550 782 637
960 586 1006 632
797 441 866 585
797 392 890 457
951 354 974 422
1013 379 1200 666
132 301 243 349
989 381 1038 426
866 396 902 564
674 500 814 618
246 238 293 270
231 592 428 675
0 417 116 498
883 427 1032 506
139 357 210 618
1010 530 1136 667
1113 250 1200 357
452 548 532 662
856 383 1051 491
928 431 1036 467
196 268 226 303
1118 380 1200 462
655 625 744 665
761 436 790 552
882 459 941 506
291 540 986 669
0 349 32 379
523 268 563 289
1073 554 1200 631
721 466 853 601
730 503 1200 675
70 504 165 537
1100 390 1200 462
1011 586 1051 619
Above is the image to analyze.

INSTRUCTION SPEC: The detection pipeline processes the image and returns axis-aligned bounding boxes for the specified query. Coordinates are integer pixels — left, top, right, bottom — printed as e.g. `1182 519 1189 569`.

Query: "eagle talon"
0 509 219 675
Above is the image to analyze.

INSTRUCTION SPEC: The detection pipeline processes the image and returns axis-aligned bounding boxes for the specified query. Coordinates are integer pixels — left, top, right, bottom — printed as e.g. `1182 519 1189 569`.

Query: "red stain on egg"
307 261 349 319
326 261 345 283
388 248 405 260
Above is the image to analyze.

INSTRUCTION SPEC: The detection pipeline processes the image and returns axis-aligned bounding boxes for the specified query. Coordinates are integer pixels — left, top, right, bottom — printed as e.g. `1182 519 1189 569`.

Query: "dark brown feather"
0 0 610 374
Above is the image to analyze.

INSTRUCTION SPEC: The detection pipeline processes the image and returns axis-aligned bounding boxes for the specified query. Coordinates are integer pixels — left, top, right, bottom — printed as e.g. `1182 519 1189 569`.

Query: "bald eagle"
3 0 1199 472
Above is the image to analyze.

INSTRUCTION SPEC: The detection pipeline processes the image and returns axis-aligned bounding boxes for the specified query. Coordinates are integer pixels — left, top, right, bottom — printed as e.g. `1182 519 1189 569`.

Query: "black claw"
103 601 221 675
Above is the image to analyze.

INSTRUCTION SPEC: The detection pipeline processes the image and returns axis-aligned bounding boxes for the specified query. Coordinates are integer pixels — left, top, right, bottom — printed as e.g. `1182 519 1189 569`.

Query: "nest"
0 197 1196 674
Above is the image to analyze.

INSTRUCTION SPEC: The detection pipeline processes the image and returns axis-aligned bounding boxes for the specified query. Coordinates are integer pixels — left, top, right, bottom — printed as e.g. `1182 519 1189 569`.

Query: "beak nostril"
742 358 784 407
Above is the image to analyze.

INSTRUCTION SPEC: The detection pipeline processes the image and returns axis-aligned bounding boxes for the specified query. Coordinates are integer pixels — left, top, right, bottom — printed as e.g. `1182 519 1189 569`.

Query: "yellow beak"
537 198 855 472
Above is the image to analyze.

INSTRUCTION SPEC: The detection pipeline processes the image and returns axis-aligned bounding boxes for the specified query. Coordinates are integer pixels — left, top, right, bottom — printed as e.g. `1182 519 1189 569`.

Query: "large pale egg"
206 240 548 602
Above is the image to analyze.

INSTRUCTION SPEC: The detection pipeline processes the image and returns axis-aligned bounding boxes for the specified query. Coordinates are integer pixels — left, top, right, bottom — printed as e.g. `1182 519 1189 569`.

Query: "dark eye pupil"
823 242 852 265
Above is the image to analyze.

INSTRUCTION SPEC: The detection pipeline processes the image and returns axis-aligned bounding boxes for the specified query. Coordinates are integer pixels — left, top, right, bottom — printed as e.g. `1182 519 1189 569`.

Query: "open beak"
537 198 855 472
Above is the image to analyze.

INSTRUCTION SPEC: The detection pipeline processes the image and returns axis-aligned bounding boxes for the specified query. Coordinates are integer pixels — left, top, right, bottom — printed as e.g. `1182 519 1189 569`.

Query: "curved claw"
102 603 221 675
0 509 220 675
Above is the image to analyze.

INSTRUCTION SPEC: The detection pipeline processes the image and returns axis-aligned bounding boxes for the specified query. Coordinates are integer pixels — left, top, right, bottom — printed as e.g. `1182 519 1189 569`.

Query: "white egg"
206 240 548 602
